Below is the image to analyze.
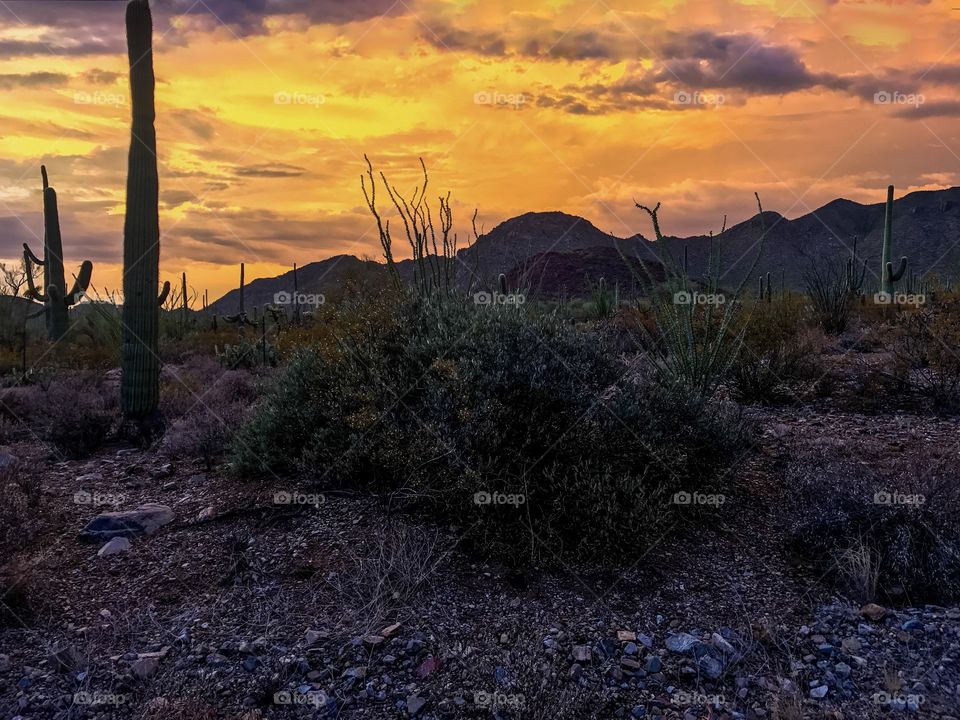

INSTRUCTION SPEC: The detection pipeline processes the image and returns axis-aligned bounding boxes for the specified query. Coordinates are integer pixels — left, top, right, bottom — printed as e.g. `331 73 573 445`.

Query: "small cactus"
880 185 908 297
23 165 93 342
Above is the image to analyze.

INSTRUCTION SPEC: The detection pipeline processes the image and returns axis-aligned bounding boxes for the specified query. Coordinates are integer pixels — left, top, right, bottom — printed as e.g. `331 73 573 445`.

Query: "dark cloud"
656 31 843 93
894 100 960 119
82 69 123 85
0 72 68 89
160 189 197 207
232 162 306 178
170 108 217 141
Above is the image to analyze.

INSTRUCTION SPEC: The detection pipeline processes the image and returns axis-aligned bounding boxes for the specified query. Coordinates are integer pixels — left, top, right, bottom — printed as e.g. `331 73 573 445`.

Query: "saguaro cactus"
880 185 908 298
23 165 93 341
121 0 168 424
224 263 255 327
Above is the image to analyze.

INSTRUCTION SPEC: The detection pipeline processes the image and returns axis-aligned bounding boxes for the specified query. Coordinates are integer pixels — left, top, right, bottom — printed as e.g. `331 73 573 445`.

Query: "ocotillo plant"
880 185 908 298
23 165 93 341
121 0 168 424
292 263 300 323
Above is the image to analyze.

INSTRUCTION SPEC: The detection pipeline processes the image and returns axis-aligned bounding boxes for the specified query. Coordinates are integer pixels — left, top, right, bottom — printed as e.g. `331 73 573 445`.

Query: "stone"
860 603 887 622
80 504 174 541
131 657 159 679
304 629 326 647
572 645 592 663
631 705 647 718
0 654 10 673
841 637 861 653
624 642 639 656
197 506 216 521
901 619 923 631
97 537 131 557
617 630 636 642
49 644 85 673
637 633 654 649
416 656 439 678
665 633 700 654
205 653 229 666
644 656 662 673
810 684 828 699
698 654 723 679
0 449 18 470
406 695 427 716
242 656 260 672
711 632 736 656
380 622 402 638
834 662 851 678
363 634 385 648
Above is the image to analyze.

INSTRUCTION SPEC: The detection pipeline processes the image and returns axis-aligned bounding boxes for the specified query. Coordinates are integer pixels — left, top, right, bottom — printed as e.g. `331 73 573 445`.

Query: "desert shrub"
786 451 960 604
161 366 257 469
729 299 823 404
887 304 960 411
234 296 747 565
0 450 40 556
803 261 861 334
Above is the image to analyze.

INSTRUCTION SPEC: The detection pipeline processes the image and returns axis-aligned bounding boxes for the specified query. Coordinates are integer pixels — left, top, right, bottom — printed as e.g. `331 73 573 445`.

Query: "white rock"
97 537 131 557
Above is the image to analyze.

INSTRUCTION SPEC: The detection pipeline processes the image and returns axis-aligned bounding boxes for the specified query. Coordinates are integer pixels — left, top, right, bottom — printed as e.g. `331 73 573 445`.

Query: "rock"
304 629 327 647
621 657 641 672
76 473 101 484
205 653 229 666
406 694 427 716
197 506 216 521
644 656 662 673
810 684 829 699
698 654 723 679
572 645 592 663
363 634 385 648
0 449 18 470
131 657 159 679
0 654 10 672
860 603 888 622
834 662 851 678
380 622 402 637
711 632 736 656
80 504 174 541
97 537 131 557
569 662 583 679
631 705 647 718
416 656 439 678
637 634 654 649
901 619 924 631
841 637 861 653
665 633 700 654
617 630 636 642
49 644 85 673
242 656 260 672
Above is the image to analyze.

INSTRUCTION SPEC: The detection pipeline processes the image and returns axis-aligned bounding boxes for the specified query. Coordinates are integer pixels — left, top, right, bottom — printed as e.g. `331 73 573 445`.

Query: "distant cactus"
121 0 167 424
224 263 255 327
846 235 866 296
23 165 93 342
880 185 908 297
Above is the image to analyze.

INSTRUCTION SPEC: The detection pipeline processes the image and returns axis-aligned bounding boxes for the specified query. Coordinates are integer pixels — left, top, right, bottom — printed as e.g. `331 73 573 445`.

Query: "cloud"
894 100 960 119
232 162 306 178
0 72 68 89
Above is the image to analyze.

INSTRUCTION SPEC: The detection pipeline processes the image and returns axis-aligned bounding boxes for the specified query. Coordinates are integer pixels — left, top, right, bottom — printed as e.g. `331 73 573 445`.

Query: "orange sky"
0 0 958 300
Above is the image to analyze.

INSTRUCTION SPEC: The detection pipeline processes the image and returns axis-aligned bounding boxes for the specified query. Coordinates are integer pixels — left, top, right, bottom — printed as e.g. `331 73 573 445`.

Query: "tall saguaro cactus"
121 0 167 425
880 185 908 298
23 165 93 341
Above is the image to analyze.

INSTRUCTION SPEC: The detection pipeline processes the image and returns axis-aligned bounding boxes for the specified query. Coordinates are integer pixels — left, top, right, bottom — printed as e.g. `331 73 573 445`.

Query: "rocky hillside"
206 187 960 307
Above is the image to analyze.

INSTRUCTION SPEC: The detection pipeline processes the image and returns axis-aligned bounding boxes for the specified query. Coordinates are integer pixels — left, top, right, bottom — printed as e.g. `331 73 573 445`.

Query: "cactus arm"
41 164 49 190
65 261 93 306
157 280 171 306
23 243 45 267
23 249 46 302
889 256 908 283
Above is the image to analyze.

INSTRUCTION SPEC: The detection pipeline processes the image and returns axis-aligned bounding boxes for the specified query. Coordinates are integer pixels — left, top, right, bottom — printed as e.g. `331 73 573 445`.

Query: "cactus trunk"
121 0 162 422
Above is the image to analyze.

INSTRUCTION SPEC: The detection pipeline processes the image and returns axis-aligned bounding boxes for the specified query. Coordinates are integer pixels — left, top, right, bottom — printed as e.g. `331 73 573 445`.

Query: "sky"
0 0 958 300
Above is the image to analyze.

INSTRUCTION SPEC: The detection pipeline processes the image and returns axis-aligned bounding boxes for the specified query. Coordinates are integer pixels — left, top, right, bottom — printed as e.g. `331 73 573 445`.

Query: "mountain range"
207 186 960 312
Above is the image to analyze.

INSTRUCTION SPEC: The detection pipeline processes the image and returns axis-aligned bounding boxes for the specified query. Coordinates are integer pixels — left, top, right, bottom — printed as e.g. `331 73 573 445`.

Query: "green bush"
233 296 747 564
